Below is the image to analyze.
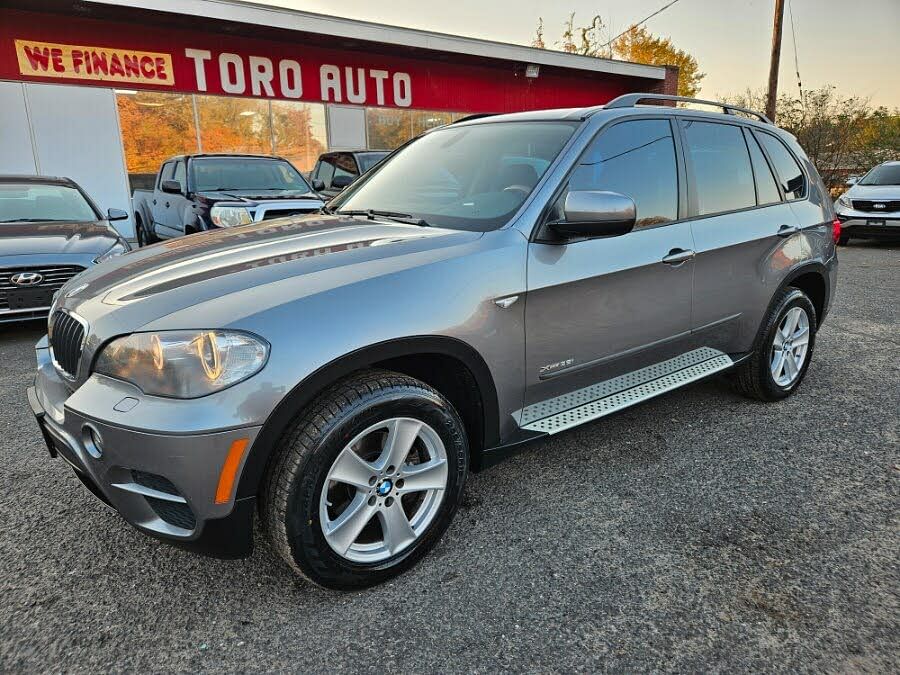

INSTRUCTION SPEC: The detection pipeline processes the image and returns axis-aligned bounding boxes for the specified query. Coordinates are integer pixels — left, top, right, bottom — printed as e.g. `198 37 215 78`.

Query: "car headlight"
94 241 129 264
94 330 269 398
837 195 853 209
211 205 253 228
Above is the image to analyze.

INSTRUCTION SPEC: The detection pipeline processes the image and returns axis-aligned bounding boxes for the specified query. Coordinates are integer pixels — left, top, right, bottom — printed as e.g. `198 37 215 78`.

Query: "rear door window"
756 132 807 200
744 129 782 205
681 120 755 215
567 119 679 228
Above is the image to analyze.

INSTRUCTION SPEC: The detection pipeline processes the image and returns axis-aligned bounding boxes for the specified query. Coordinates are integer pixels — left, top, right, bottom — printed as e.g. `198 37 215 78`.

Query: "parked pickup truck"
132 154 324 245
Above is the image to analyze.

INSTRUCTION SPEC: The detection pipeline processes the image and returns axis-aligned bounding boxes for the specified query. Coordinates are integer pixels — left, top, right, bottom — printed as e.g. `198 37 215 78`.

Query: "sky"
262 0 900 108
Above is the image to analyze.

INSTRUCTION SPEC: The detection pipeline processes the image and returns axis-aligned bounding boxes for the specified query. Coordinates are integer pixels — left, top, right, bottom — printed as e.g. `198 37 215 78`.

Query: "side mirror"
331 174 355 190
312 179 326 191
161 179 182 194
845 176 858 186
550 191 636 239
106 208 129 221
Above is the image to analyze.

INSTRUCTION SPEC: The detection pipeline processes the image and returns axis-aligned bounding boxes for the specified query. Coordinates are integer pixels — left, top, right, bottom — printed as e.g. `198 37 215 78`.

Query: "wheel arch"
236 336 500 499
782 263 829 325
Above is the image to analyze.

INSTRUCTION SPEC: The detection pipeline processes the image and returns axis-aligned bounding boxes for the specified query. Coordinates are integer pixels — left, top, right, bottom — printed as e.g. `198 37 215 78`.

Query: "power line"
601 0 683 50
787 0 804 106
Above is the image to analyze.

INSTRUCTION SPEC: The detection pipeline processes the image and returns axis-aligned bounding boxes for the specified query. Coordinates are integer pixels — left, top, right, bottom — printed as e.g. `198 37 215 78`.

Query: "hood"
195 189 323 204
0 220 121 256
60 213 481 334
844 184 900 200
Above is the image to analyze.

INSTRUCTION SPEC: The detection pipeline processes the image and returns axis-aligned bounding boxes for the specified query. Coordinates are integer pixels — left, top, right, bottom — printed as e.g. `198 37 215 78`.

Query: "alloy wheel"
319 417 448 563
770 306 810 387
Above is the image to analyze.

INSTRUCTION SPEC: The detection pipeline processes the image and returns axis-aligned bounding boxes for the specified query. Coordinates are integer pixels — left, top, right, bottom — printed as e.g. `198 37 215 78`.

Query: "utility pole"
766 0 786 122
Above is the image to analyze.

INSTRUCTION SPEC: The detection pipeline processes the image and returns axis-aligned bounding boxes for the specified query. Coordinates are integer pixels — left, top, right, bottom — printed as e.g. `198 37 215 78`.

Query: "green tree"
612 26 704 97
531 16 704 97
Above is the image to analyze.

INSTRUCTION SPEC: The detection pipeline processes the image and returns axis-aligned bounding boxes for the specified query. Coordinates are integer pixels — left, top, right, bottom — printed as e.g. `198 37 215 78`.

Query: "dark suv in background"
311 150 389 198
29 94 837 590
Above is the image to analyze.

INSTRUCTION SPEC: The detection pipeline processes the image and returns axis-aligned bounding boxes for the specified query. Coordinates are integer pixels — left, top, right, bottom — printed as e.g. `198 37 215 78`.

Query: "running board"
519 347 734 435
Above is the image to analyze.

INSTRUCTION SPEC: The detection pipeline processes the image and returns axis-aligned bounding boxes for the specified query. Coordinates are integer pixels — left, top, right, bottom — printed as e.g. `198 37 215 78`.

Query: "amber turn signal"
215 438 250 504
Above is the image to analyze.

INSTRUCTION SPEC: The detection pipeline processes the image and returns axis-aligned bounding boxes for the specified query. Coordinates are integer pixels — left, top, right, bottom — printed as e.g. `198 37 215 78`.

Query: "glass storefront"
271 100 328 173
365 109 462 150
116 92 330 190
196 95 272 155
116 90 469 191
116 91 197 191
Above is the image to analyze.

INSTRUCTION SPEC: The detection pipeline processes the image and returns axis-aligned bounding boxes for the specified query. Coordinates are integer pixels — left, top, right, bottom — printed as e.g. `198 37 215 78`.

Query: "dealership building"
0 0 676 240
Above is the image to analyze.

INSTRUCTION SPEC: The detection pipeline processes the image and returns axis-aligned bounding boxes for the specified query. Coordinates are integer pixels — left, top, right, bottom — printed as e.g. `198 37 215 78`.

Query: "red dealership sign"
1 9 646 113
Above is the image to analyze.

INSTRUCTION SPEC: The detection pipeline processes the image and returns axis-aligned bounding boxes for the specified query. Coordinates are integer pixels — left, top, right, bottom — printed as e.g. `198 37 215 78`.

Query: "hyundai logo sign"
10 272 43 286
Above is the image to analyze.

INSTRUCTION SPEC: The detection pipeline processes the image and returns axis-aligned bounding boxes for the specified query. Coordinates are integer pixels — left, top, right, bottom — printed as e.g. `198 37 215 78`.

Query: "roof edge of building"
84 0 667 80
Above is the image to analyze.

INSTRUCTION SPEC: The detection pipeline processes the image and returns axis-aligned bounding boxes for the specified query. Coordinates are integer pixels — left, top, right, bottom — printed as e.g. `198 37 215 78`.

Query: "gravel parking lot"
1 243 897 673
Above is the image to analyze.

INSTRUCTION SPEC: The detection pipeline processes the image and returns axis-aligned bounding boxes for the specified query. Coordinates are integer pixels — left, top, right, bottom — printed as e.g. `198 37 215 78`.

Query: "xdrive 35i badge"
539 358 575 376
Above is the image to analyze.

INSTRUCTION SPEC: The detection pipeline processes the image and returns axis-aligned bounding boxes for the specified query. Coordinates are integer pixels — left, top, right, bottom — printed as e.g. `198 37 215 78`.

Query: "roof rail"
603 93 773 124
451 113 498 124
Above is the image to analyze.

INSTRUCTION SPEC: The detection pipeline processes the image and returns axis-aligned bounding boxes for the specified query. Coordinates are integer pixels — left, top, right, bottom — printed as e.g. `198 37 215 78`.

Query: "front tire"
731 287 817 401
262 370 468 590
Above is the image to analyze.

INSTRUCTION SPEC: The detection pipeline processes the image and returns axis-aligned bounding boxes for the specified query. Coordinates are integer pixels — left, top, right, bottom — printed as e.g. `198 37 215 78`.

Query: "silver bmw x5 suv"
28 94 838 590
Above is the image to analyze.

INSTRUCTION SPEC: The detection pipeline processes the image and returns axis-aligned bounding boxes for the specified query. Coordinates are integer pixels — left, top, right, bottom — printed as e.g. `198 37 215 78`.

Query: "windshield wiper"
337 209 429 227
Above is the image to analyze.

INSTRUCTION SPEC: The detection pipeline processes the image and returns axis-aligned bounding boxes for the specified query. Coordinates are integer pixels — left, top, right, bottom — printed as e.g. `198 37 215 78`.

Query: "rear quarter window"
756 132 807 200
745 130 782 205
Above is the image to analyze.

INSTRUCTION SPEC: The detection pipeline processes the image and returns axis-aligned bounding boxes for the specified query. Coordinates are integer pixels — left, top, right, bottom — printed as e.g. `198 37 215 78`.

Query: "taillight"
832 218 841 244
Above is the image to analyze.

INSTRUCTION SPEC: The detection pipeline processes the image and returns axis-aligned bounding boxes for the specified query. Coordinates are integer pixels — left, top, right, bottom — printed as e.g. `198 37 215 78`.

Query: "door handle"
777 224 800 237
661 248 695 265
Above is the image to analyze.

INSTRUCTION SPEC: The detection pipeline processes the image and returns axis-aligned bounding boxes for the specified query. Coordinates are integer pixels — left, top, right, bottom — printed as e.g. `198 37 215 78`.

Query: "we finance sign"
16 40 175 86
13 38 413 107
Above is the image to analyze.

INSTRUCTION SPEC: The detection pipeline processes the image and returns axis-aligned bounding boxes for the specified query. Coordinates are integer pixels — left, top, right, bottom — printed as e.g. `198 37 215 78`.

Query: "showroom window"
196 95 272 155
367 108 412 150
366 108 463 150
412 110 452 136
116 91 198 191
271 100 328 173
117 89 471 190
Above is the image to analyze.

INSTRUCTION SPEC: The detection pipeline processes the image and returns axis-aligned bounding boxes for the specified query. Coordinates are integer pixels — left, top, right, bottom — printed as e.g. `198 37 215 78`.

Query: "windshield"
860 164 900 186
0 183 98 223
332 121 579 231
191 158 312 193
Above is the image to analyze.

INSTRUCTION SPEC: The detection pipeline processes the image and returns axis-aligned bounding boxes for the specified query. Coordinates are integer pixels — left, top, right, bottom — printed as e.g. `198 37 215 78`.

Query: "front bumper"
28 339 262 558
836 211 900 239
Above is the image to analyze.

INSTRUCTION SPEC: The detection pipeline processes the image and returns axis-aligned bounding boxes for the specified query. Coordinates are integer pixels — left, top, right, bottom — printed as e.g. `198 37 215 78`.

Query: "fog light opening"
82 424 104 459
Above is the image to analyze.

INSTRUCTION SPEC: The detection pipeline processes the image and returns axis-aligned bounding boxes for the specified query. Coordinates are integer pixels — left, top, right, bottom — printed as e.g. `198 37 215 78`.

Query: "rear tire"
731 287 817 401
261 369 468 590
135 215 157 246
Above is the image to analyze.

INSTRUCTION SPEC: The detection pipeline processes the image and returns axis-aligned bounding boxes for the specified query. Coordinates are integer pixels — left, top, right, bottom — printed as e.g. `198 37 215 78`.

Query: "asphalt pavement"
1 243 897 672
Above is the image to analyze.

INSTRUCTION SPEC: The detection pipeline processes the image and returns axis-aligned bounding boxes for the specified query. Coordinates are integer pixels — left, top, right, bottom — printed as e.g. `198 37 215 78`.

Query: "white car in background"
834 161 900 244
